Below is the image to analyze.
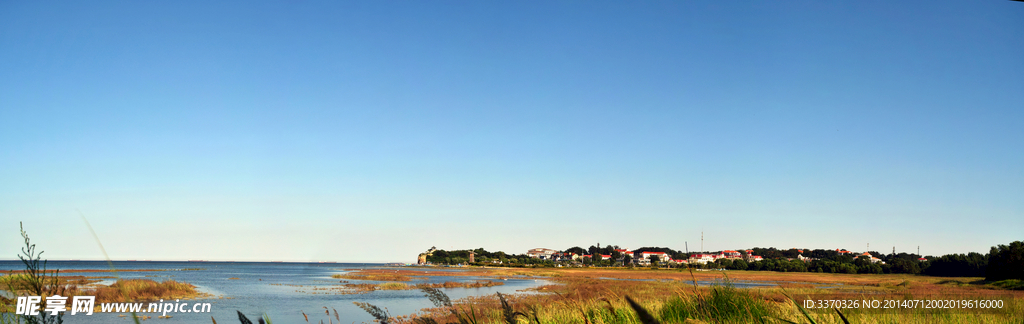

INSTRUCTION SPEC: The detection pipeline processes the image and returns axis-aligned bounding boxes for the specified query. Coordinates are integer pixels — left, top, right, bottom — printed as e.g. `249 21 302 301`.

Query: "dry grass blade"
687 266 700 291
466 304 479 324
555 291 591 324
600 297 618 317
833 308 850 324
497 292 527 324
527 305 541 324
625 295 661 324
779 290 816 324
238 310 253 324
421 286 453 308
353 302 390 324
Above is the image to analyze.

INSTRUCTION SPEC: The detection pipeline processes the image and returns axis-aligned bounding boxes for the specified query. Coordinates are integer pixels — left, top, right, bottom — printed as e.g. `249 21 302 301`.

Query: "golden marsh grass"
393 267 1024 324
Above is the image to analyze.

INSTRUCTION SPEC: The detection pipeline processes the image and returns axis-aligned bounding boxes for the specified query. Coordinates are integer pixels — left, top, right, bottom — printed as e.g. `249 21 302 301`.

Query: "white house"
861 252 884 264
689 253 719 264
721 250 742 259
527 248 558 260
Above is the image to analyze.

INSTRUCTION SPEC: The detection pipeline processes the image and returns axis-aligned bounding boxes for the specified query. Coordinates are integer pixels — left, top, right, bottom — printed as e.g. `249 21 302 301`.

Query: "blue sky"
1 1 1021 262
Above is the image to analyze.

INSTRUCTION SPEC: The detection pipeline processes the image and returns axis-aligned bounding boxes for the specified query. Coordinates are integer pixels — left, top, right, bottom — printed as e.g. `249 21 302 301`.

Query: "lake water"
0 261 551 324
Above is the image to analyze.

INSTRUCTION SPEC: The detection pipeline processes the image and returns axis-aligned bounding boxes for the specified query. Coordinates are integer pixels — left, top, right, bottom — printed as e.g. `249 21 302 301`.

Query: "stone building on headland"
417 246 438 265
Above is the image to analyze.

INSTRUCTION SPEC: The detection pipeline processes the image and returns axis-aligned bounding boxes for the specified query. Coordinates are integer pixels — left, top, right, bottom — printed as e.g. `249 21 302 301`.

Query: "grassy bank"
333 270 417 282
380 267 1024 324
1 274 200 303
91 279 200 303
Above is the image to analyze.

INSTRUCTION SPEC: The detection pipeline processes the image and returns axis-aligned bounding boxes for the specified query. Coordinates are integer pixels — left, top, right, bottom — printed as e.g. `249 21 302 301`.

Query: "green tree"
716 259 733 269
854 255 872 267
858 263 883 274
782 249 802 259
924 252 987 277
837 263 857 274
565 247 586 256
887 258 921 274
986 241 1024 281
610 250 622 262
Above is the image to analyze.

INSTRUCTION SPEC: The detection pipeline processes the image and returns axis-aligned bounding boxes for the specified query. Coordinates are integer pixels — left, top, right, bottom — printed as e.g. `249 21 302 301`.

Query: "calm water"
0 261 551 324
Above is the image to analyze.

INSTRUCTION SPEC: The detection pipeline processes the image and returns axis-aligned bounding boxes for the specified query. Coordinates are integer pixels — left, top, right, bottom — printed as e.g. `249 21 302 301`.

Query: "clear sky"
1 1 1021 263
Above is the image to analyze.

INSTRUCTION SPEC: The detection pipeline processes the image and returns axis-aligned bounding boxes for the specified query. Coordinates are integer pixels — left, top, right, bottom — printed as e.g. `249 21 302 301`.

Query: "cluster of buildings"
830 249 885 264
687 250 764 264
526 248 765 265
418 246 898 266
753 248 887 264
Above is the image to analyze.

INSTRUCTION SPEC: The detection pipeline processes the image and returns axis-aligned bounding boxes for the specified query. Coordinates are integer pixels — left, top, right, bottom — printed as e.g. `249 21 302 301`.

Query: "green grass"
990 279 1024 290
659 285 774 323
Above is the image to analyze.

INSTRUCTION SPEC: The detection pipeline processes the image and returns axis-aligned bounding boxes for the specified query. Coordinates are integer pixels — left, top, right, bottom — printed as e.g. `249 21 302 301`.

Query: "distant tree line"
724 246 1020 279
923 253 987 277
420 241 1024 281
425 248 556 267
